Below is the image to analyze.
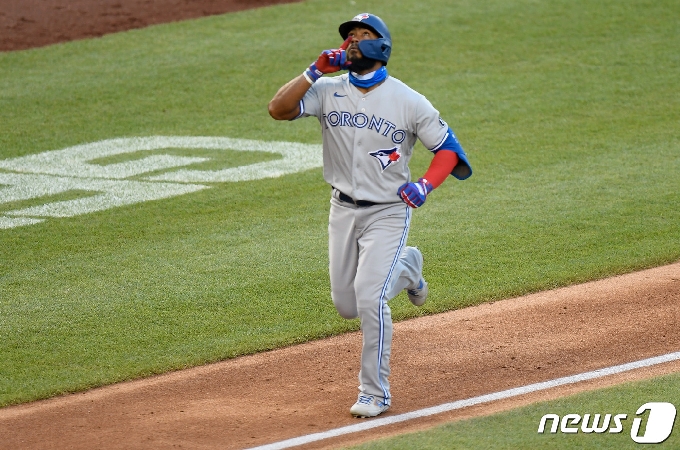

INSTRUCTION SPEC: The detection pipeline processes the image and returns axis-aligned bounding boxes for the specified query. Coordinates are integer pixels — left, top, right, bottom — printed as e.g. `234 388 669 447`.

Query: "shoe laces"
407 280 424 295
357 395 374 405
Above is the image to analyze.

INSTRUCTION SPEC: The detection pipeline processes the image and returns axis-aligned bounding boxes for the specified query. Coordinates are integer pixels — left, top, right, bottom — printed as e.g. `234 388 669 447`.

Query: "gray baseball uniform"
295 73 452 403
298 74 451 202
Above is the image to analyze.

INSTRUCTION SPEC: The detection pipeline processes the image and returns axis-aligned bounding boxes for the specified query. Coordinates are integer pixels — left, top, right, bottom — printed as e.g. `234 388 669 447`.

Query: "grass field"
0 0 678 442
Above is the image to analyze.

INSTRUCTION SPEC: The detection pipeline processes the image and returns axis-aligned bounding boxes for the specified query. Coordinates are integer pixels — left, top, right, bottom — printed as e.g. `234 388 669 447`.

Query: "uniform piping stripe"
291 100 305 120
430 132 449 151
376 205 411 401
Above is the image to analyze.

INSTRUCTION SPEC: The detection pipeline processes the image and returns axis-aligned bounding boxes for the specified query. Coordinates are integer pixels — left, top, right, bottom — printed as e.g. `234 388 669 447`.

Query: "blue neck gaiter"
349 66 388 89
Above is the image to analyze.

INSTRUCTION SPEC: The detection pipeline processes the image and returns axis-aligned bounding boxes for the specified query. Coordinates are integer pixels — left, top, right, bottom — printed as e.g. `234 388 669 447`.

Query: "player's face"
346 26 379 56
346 26 382 74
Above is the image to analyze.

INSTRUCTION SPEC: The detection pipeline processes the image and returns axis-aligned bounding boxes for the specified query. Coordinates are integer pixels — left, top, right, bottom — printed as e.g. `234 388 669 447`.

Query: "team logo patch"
353 13 371 21
369 147 401 172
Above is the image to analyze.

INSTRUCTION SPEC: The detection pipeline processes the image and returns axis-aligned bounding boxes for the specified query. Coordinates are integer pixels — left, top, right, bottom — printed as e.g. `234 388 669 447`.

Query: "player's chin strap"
349 66 388 88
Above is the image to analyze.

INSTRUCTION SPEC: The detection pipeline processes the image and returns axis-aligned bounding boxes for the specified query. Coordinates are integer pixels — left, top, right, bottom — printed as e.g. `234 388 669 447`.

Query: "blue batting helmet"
339 13 392 64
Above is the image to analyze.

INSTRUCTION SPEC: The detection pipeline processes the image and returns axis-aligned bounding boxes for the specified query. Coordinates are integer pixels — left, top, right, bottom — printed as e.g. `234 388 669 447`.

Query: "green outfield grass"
1 0 678 408
347 372 680 449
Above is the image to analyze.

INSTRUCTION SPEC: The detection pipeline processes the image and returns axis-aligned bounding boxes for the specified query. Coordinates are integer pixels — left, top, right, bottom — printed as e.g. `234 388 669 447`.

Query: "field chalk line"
246 351 680 450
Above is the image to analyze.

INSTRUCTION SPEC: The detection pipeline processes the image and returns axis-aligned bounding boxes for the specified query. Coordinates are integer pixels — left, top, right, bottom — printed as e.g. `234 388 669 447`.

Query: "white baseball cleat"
407 279 429 306
404 246 428 306
350 394 390 418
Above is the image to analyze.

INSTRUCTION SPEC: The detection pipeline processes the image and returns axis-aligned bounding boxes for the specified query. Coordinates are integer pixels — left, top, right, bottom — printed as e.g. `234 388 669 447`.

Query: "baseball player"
268 13 472 418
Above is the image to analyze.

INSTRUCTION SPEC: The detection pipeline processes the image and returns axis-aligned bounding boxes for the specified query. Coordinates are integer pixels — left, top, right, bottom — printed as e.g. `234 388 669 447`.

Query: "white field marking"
0 216 45 229
0 173 207 219
0 136 323 229
0 136 323 181
246 351 680 450
145 138 323 183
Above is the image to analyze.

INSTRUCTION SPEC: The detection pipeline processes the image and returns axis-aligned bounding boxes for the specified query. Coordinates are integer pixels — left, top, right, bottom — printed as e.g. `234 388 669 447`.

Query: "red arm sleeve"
422 150 459 189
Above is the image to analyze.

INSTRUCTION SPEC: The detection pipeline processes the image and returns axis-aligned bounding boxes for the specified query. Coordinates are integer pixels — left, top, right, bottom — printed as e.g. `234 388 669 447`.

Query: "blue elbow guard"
432 128 472 180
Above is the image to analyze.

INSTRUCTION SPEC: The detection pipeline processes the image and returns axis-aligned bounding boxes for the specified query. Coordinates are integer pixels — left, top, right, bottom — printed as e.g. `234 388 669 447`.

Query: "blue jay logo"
369 147 401 172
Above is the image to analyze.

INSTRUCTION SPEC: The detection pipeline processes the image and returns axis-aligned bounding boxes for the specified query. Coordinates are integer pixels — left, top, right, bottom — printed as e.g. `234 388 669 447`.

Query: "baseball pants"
328 192 422 403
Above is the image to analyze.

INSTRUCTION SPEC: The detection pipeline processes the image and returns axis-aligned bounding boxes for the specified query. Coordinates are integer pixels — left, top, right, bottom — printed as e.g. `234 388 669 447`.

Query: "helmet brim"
339 21 382 40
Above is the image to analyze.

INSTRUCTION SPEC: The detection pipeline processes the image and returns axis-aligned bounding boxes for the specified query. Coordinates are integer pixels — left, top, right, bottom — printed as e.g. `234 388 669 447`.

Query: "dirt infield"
1 2 679 449
0 0 300 52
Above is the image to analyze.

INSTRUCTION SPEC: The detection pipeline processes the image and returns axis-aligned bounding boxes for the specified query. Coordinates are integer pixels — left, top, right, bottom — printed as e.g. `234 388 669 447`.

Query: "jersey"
296 74 452 203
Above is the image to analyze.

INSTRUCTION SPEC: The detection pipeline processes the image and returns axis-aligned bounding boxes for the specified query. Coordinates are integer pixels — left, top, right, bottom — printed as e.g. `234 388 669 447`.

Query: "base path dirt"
0 262 678 449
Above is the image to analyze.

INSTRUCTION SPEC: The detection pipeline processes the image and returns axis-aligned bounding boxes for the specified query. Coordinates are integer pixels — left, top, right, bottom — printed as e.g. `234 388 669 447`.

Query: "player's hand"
305 38 352 83
317 37 352 72
397 178 434 208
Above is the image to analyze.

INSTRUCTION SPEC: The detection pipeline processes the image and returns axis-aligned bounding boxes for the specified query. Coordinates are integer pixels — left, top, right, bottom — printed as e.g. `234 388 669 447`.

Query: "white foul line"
246 351 680 450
